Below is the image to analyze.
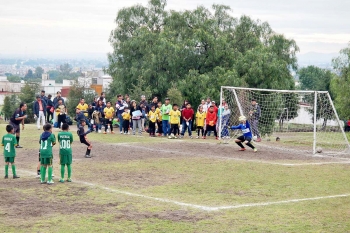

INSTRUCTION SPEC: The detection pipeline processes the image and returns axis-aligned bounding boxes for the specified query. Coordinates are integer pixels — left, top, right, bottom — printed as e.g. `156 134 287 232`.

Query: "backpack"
66 116 73 125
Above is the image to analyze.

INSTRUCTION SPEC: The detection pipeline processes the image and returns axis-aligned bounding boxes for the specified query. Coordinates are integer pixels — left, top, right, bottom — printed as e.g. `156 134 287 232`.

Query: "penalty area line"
7 169 350 212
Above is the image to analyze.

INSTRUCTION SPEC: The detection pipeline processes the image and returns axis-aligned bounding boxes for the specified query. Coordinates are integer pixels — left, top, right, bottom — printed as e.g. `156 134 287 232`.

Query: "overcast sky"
0 0 349 59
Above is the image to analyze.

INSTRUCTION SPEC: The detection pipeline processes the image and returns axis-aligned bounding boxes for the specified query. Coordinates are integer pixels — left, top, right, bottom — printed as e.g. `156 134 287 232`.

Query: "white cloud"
0 0 349 57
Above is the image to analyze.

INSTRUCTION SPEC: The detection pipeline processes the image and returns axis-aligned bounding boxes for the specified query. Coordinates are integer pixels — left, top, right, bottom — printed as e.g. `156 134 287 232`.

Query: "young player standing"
230 116 257 152
168 104 181 139
2 125 20 179
40 124 56 184
58 123 73 182
78 120 92 158
148 105 157 137
160 98 172 137
103 101 115 134
195 105 206 139
204 106 218 139
122 107 131 134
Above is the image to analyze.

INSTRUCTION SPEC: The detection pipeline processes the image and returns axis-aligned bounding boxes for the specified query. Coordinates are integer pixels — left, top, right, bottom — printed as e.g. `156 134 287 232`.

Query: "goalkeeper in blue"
230 116 257 152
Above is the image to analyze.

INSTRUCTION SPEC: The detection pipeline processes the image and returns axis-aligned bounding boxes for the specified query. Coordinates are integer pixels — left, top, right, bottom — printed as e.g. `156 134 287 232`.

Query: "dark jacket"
33 100 47 116
96 104 106 118
46 99 54 108
53 97 64 108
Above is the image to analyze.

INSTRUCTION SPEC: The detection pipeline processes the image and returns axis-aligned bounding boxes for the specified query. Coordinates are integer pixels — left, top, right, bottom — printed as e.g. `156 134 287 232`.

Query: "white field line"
6 169 350 212
116 144 350 166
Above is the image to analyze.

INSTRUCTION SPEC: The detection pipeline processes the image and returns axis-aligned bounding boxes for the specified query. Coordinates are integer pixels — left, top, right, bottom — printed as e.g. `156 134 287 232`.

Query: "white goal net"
219 86 350 155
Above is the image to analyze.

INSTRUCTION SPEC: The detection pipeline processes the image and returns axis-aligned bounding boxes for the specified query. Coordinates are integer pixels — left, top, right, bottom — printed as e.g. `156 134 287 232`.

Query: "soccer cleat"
13 175 20 179
47 180 54 185
4 175 8 179
256 138 262 142
59 179 65 183
85 154 92 158
15 145 23 148
67 178 72 182
41 180 46 184
239 148 246 151
254 148 258 153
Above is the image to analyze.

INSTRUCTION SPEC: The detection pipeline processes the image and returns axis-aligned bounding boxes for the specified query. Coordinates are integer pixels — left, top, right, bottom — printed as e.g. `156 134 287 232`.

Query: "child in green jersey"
2 125 20 179
39 123 56 184
58 123 73 183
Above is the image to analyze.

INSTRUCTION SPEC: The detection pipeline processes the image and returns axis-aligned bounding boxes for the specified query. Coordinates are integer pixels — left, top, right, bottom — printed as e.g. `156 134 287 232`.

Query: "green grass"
1 123 350 232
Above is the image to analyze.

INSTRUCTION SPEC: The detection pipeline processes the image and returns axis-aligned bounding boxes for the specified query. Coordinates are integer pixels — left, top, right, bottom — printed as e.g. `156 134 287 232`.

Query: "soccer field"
1 124 350 232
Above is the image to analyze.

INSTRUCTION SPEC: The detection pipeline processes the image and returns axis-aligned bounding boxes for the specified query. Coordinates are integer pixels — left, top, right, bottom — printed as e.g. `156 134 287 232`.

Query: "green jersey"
39 132 56 158
2 133 17 157
160 104 172 121
58 131 73 156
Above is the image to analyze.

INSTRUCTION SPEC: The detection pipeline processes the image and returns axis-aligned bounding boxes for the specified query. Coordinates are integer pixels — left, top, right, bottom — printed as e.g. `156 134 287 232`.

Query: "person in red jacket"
180 103 194 138
204 106 218 139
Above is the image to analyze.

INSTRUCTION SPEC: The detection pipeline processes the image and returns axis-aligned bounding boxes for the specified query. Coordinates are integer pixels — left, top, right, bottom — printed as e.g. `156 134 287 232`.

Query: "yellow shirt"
104 107 115 119
169 110 181 124
196 111 206 127
148 110 158 123
76 103 89 117
156 108 162 121
122 111 131 121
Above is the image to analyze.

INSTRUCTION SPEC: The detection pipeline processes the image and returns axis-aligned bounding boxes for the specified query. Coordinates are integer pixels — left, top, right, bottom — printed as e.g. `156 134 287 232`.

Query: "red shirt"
182 108 194 120
206 111 217 125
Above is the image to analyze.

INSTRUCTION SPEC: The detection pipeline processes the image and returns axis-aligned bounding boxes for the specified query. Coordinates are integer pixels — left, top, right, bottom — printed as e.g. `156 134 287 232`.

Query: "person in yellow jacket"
103 101 115 134
156 102 163 136
148 105 158 137
195 105 206 138
121 107 131 134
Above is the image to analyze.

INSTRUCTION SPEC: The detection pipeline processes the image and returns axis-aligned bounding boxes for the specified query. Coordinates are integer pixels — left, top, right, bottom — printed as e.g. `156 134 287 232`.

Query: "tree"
19 82 40 123
2 95 18 121
6 75 21 83
298 66 335 128
24 69 34 79
106 0 299 104
35 66 44 79
298 66 332 91
60 63 72 76
331 43 350 119
66 81 95 118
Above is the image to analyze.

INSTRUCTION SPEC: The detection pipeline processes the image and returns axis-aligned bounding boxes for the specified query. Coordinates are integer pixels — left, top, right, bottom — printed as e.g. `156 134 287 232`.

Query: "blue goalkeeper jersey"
231 121 253 138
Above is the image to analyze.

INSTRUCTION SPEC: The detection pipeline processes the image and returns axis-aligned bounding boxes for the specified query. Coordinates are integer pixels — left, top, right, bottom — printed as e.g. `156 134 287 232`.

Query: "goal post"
219 86 350 155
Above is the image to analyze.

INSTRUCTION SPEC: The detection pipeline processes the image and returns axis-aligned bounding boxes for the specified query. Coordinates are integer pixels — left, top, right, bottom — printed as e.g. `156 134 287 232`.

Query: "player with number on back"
230 116 257 152
58 123 73 183
39 124 56 184
2 125 20 179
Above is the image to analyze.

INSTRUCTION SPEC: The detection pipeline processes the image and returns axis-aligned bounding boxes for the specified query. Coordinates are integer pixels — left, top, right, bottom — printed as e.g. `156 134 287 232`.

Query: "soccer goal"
219 86 350 155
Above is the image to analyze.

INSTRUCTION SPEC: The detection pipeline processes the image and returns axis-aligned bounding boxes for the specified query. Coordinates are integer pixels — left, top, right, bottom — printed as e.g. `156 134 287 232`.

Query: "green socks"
5 165 9 176
11 165 16 176
41 166 47 182
48 166 53 181
61 165 65 179
67 164 72 179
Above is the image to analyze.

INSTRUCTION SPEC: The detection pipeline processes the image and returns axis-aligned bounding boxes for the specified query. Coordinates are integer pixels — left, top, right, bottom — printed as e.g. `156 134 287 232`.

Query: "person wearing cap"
160 97 172 136
230 115 257 152
249 99 261 142
33 94 47 130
